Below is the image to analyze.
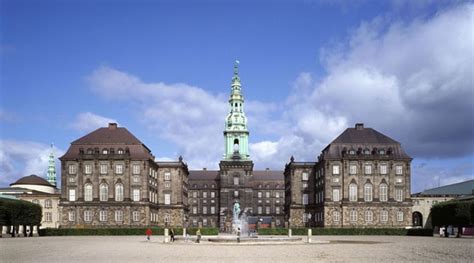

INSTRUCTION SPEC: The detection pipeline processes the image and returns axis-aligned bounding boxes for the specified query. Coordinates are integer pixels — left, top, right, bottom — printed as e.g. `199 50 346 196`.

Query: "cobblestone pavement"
0 235 472 262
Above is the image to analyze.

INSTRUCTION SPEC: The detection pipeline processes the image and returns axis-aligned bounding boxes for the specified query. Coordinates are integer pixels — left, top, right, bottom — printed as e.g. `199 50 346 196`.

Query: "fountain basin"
207 236 302 243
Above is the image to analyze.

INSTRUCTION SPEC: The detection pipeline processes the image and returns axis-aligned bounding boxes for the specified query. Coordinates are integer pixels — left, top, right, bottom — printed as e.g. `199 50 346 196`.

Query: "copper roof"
10 175 53 187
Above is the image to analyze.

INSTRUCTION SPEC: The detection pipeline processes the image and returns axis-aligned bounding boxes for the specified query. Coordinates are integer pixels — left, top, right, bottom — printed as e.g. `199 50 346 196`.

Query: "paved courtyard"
0 235 472 262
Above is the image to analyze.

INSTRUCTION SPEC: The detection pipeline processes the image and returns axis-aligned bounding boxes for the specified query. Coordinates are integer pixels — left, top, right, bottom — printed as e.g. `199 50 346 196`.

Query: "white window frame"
276 207 280 214
210 206 215 214
115 164 123 174
364 184 373 202
68 189 76 202
210 191 215 198
379 184 388 202
164 172 171 181
349 164 357 175
350 210 357 222
380 210 388 222
132 211 139 222
379 164 387 175
364 164 372 175
395 188 403 202
333 211 340 222
332 188 340 202
100 184 108 202
265 192 270 198
203 192 208 198
332 165 340 175
115 210 123 222
265 206 270 214
84 210 92 222
68 164 77 175
303 194 309 205
203 206 207 214
99 210 107 222
68 211 75 222
132 164 140 175
234 190 239 197
133 189 140 202
397 211 404 222
164 193 171 205
45 212 52 222
258 206 262 214
302 171 309 181
233 176 239 185
100 164 108 175
396 165 403 175
365 210 373 222
115 183 124 202
84 164 92 174
84 184 93 202
192 206 197 214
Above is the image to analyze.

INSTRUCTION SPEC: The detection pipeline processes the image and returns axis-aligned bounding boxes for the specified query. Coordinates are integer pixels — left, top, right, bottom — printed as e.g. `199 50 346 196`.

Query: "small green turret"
47 144 57 187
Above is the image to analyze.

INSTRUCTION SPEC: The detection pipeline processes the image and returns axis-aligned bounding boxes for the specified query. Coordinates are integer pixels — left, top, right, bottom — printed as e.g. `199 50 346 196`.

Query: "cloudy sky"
1 0 472 192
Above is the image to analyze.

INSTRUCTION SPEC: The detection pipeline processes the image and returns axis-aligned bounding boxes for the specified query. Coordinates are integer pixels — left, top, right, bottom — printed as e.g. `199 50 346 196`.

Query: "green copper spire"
224 60 250 160
47 143 57 187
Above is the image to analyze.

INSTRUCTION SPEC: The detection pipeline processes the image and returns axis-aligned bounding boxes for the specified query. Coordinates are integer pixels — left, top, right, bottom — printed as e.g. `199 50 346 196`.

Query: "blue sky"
1 0 473 192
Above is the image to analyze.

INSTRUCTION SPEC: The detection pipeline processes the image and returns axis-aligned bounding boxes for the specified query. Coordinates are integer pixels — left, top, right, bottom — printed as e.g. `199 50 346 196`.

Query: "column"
18 225 24 236
33 226 39 236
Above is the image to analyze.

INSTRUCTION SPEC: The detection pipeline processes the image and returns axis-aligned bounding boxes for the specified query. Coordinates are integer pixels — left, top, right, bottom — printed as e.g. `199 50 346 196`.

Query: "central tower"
223 60 250 160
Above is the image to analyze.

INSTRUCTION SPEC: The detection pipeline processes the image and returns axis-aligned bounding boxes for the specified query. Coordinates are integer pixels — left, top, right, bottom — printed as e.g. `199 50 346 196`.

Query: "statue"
233 202 240 218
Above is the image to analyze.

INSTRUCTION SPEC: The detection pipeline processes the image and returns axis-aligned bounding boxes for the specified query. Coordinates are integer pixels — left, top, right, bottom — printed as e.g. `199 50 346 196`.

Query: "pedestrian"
237 227 241 243
170 228 175 242
196 228 201 243
146 228 152 241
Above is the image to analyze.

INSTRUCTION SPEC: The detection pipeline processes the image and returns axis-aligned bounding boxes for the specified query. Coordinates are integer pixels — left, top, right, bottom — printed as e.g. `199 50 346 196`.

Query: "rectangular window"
265 192 270 198
68 164 77 175
303 213 308 223
132 164 140 175
302 172 309 181
332 189 340 202
203 218 208 226
115 164 123 174
68 177 76 183
133 189 140 202
275 192 280 198
302 182 308 189
132 211 139 222
350 210 357 222
100 164 108 174
84 164 92 174
303 194 308 205
332 165 340 175
192 219 197 226
258 206 262 214
234 190 239 197
68 189 76 202
395 189 403 202
193 191 198 198
333 211 340 222
364 164 372 175
380 210 388 222
164 193 171 205
203 192 208 198
396 165 403 175
192 206 197 214
265 207 270 214
349 164 357 175
114 210 123 222
211 206 215 214
276 207 281 214
379 164 387 175
164 172 171 181
83 210 92 222
132 176 139 183
203 206 207 214
365 211 373 222
68 211 75 222
210 191 215 198
258 192 262 198
45 212 52 222
164 182 170 188
99 210 107 222
233 176 239 185
379 185 388 202
397 211 404 222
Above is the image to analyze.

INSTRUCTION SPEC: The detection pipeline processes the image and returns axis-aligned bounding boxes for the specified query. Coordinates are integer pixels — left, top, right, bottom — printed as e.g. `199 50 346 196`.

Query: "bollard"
307 229 312 243
164 228 169 243
288 229 292 237
183 228 186 238
33 226 39 237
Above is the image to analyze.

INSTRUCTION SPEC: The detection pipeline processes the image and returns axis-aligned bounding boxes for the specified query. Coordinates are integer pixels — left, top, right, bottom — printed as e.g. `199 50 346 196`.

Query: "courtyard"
0 235 472 262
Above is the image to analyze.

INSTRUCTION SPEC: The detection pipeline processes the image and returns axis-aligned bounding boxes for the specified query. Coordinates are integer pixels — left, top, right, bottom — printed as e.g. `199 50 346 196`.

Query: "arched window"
364 183 373 202
102 148 108 154
115 183 123 202
379 183 388 202
100 183 108 202
84 184 93 201
349 184 358 201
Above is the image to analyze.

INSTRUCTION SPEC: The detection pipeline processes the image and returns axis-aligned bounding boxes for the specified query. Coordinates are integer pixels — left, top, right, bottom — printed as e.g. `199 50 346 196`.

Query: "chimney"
108 123 118 130
355 123 364 130
203 168 207 171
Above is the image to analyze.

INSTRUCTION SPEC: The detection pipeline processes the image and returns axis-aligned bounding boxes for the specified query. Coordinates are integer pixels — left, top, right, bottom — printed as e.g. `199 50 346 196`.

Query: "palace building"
59 62 412 230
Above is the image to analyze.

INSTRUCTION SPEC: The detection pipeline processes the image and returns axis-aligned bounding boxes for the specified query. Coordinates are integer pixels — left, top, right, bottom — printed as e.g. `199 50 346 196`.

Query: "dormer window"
364 149 371 155
102 149 108 155
349 149 356 155
379 149 385 155
86 148 93 154
117 149 124 154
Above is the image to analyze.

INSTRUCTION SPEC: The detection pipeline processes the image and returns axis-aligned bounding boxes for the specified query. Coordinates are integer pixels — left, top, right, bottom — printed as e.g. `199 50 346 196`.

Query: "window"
211 206 215 214
202 218 207 226
379 149 385 155
379 164 387 175
349 184 357 201
84 164 92 174
276 207 280 214
84 210 92 222
100 164 108 175
133 189 140 202
117 149 124 154
164 193 171 205
115 183 124 201
349 164 357 175
258 206 262 214
349 149 356 155
265 192 270 198
364 183 373 202
193 191 198 198
396 165 403 175
68 211 75 222
68 164 77 174
395 188 403 202
233 176 239 185
132 211 139 222
102 149 108 154
132 164 140 175
265 207 270 214
115 210 123 222
68 177 76 183
115 164 123 174
365 210 373 222
69 189 76 201
132 176 139 183
203 206 207 214
203 192 208 198
397 211 404 222
32 199 39 205
164 172 171 181
258 192 262 198
164 182 170 188
332 165 340 175
332 189 340 202
45 199 52 208
302 172 309 180
380 210 388 222
234 190 239 197
275 192 280 198
84 184 93 201
100 184 108 201
210 191 215 198
364 164 372 175
379 184 388 202
333 211 340 222
303 213 308 223
303 194 308 205
192 206 197 214
350 210 357 222
100 210 107 222
45 212 52 222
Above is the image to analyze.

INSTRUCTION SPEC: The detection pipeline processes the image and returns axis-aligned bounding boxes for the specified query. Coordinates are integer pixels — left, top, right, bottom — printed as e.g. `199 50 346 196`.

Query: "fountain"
232 201 248 236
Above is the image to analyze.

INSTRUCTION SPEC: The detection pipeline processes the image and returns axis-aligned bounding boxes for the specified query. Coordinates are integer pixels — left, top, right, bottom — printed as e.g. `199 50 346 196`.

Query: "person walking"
146 228 152 241
170 228 175 242
196 228 201 243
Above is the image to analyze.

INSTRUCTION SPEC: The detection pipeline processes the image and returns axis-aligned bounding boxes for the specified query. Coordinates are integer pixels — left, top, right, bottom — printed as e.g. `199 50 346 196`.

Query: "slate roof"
188 169 284 181
253 170 284 181
414 180 474 196
189 170 220 180
10 175 53 187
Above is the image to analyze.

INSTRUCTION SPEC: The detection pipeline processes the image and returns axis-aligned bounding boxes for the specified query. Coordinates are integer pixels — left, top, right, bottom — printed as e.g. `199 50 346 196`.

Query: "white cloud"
0 140 64 187
70 112 118 132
